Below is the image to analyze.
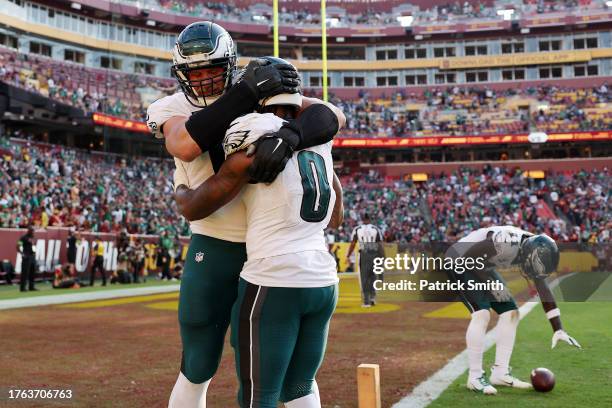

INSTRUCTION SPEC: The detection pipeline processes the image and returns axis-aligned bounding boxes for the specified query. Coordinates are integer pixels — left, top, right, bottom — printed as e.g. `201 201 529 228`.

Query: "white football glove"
551 330 581 349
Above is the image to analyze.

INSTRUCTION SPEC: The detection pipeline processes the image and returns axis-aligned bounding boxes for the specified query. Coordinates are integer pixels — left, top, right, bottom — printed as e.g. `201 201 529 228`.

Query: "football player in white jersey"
146 22 326 408
446 226 581 395
170 69 345 407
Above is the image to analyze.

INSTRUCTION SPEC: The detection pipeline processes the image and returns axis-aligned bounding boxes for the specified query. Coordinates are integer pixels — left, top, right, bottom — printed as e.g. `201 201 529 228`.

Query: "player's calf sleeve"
466 309 490 380
493 309 519 375
168 372 210 408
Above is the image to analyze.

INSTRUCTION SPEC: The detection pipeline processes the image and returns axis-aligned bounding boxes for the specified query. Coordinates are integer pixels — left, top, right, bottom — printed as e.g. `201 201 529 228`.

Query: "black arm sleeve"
184 81 258 153
294 103 340 150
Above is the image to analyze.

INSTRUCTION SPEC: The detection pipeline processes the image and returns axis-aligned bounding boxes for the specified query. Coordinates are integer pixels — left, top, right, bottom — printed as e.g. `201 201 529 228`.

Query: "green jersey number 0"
297 151 331 222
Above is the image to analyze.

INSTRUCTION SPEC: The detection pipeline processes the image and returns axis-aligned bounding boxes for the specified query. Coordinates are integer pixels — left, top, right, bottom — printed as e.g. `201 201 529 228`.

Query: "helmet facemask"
171 57 236 107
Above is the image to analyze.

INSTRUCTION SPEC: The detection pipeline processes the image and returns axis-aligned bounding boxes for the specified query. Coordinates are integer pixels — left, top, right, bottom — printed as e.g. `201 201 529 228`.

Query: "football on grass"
531 367 555 392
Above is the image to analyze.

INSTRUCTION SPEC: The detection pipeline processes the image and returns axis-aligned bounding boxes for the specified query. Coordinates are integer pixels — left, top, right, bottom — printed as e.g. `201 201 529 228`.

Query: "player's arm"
327 172 344 229
249 103 343 183
375 226 385 256
161 60 300 162
300 96 346 132
174 152 252 221
345 229 358 262
533 278 581 349
162 81 258 162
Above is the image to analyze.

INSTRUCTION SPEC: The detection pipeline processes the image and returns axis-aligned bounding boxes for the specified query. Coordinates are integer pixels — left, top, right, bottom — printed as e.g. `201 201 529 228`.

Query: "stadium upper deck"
1 0 612 153
1 0 611 86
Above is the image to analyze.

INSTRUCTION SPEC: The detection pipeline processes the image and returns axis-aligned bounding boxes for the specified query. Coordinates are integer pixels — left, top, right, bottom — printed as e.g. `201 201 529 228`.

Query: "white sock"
466 309 490 381
312 380 320 402
493 310 519 377
168 372 210 408
284 380 321 408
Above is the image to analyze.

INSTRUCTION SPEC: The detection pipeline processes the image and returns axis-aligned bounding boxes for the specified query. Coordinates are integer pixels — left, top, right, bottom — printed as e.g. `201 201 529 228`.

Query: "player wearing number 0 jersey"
230 112 339 408
173 92 345 408
445 226 581 395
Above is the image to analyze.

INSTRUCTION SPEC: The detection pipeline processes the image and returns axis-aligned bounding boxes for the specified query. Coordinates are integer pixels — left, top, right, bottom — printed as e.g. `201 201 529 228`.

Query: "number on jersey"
297 151 331 222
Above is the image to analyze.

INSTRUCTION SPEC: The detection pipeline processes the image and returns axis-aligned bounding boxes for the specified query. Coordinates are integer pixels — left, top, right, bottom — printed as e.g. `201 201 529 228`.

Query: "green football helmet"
520 234 560 279
171 21 236 106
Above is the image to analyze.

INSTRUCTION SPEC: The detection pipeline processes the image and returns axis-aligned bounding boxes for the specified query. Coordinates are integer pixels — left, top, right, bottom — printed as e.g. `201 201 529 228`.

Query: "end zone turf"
429 301 612 408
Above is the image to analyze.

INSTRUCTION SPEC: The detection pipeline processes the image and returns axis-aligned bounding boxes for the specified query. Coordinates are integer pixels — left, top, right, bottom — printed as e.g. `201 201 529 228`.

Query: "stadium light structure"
396 15 414 27
70 2 82 10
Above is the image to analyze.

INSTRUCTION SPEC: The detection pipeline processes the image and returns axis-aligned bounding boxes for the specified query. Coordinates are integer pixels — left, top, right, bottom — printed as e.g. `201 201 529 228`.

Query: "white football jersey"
223 112 339 287
148 92 247 242
458 226 533 267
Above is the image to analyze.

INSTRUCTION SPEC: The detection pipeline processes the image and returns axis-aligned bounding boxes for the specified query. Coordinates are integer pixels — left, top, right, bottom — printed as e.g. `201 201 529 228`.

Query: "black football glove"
247 123 302 183
240 59 301 100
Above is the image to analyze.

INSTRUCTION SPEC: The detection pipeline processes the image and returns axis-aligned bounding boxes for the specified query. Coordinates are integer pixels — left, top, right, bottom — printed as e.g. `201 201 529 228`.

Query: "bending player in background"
345 213 384 307
174 80 345 407
146 22 304 408
446 226 581 395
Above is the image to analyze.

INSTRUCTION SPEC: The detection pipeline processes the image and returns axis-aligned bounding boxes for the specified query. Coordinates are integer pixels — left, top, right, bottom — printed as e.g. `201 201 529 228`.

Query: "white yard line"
0 284 180 310
392 274 572 408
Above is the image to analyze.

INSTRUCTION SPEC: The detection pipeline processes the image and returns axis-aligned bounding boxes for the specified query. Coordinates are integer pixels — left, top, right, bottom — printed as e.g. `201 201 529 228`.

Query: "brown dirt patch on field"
1 298 468 407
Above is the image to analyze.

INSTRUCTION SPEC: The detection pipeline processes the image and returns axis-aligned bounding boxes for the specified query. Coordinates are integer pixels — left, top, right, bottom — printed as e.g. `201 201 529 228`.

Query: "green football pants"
231 278 338 407
178 234 246 383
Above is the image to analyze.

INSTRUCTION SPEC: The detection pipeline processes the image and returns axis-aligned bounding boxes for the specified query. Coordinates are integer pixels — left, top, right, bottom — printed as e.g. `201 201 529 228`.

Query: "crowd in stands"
0 47 175 121
0 134 189 237
331 84 612 138
1 135 609 250
2 44 612 138
334 166 610 244
146 0 601 27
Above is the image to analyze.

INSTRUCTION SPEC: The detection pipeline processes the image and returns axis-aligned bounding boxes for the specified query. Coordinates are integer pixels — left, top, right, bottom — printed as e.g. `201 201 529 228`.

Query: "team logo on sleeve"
223 130 251 156
194 252 204 263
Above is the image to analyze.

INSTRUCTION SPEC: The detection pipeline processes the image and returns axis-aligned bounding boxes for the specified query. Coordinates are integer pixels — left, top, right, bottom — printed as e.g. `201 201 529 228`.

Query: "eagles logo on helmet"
520 234 560 279
171 21 237 107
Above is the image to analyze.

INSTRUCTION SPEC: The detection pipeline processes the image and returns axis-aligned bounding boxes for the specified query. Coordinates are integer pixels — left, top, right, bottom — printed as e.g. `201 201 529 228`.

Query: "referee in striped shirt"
346 214 384 307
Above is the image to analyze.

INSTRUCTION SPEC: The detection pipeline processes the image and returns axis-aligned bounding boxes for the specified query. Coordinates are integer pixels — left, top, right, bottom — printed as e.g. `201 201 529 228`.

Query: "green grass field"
0 279 179 300
430 274 612 408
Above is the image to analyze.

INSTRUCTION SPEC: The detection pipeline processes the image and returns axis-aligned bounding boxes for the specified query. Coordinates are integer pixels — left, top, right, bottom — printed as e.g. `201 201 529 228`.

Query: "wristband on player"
185 81 257 153
546 308 561 320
